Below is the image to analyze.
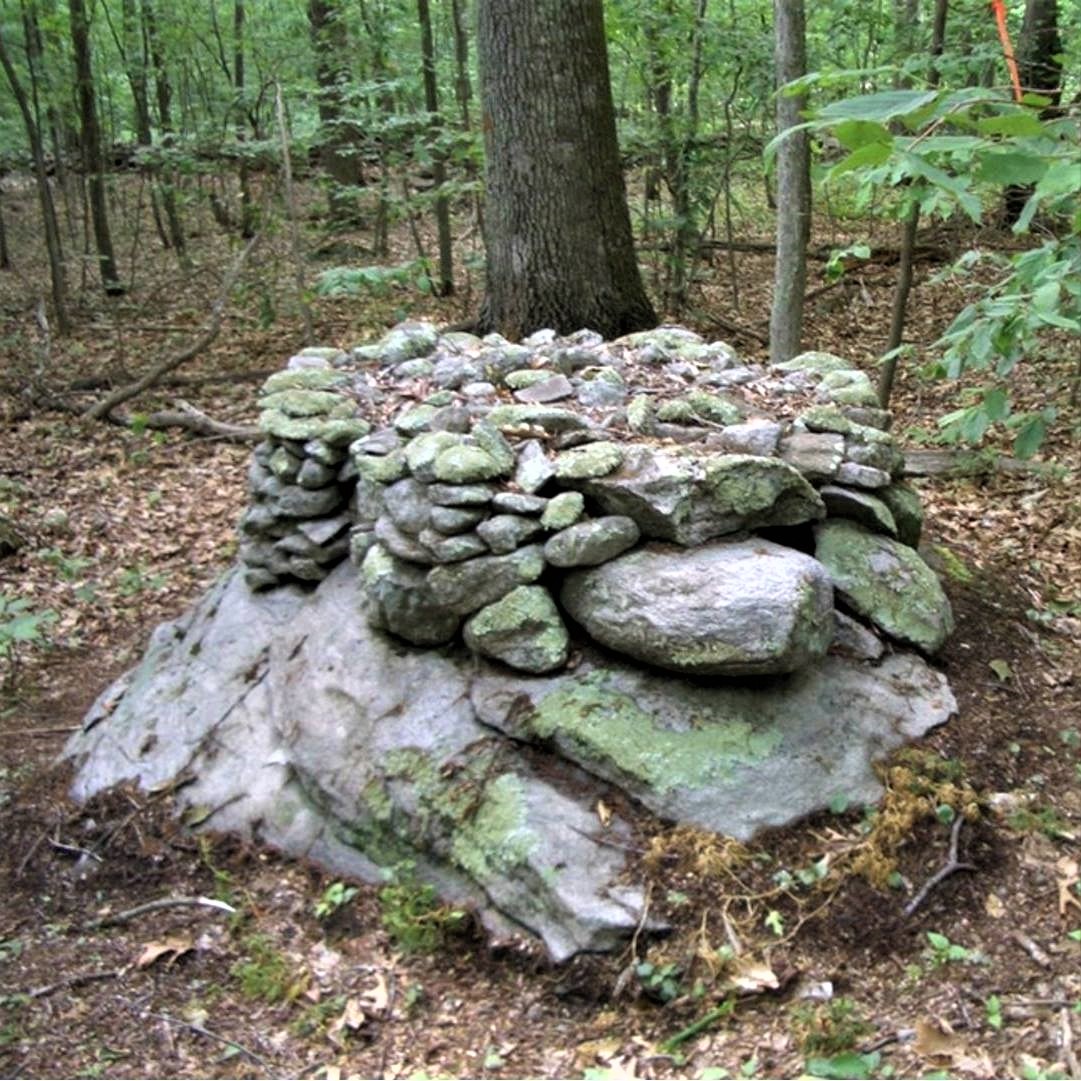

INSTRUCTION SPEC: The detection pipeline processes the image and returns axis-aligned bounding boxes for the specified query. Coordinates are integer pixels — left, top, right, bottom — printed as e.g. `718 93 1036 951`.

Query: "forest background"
1 0 1080 1078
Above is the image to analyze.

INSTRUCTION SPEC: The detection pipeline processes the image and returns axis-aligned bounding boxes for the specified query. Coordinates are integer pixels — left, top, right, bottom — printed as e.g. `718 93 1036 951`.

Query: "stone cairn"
238 321 953 678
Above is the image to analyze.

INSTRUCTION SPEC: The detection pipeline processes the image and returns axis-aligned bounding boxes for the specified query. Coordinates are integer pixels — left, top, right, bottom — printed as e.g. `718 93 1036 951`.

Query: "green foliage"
793 84 1080 458
924 930 984 967
795 997 874 1056
0 591 57 690
315 260 434 298
377 861 465 954
635 960 683 1003
805 1050 881 1079
314 881 359 920
985 993 1004 1031
231 934 300 1003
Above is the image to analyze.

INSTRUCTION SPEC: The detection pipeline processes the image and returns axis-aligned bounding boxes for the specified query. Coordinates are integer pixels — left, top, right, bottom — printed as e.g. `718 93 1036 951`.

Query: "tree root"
903 815 977 918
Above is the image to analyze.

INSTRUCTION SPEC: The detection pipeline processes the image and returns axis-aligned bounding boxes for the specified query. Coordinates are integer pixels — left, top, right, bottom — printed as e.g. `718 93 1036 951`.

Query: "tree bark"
0 24 69 331
234 0 257 239
768 0 810 365
69 0 123 294
417 0 453 296
308 0 362 228
1003 0 1062 225
476 0 656 340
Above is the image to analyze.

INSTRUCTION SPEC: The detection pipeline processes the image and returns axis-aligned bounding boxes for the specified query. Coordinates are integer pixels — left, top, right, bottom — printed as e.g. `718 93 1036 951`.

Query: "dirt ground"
1 175 1079 1080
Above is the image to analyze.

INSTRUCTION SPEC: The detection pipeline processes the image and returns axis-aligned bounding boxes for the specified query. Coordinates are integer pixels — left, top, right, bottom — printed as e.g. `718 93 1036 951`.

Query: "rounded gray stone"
561 539 835 676
544 516 640 568
463 586 569 674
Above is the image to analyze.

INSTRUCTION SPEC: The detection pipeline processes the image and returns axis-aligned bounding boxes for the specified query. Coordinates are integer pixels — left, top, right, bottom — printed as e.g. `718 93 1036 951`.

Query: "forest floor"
0 176 1079 1080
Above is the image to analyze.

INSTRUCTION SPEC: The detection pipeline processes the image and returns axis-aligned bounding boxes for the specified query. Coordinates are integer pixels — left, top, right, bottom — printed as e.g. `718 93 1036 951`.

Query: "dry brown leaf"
728 958 779 993
135 935 193 969
985 892 1006 918
596 799 612 828
1056 856 1081 916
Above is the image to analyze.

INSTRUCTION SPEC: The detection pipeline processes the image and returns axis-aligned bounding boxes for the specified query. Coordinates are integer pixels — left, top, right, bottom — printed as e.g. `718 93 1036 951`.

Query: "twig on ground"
147 1011 268 1070
1010 929 1052 968
1061 1007 1080 1078
83 233 260 422
27 968 124 999
904 815 977 918
49 838 102 862
6 725 80 737
82 895 236 931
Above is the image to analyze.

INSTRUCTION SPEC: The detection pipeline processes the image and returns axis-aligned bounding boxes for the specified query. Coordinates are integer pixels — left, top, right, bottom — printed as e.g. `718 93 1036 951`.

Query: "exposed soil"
1 174 1079 1080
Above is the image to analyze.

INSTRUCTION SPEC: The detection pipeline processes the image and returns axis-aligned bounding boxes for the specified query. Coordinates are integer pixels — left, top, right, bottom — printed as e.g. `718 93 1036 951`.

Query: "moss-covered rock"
463 585 569 673
553 441 624 480
814 519 952 652
432 444 510 484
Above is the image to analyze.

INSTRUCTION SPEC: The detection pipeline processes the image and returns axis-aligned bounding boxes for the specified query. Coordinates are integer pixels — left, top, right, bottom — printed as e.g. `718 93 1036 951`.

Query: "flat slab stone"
561 539 835 676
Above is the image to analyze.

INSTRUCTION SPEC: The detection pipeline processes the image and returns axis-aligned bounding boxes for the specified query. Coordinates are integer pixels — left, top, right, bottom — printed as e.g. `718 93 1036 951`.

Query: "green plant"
796 997 874 1056
805 1050 881 1079
117 563 168 596
986 993 1004 1030
636 960 683 1003
314 881 359 920
231 934 301 1003
924 930 984 967
1007 805 1072 841
0 591 57 689
290 994 346 1037
0 938 23 962
378 862 466 954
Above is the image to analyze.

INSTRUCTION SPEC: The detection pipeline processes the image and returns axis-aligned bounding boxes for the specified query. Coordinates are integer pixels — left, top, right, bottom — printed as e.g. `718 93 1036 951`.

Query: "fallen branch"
82 894 237 931
147 1011 268 1070
6 725 80 737
1062 1007 1080 1078
903 448 1056 478
83 233 260 422
27 968 124 999
140 400 259 442
1010 929 1052 968
904 815 976 918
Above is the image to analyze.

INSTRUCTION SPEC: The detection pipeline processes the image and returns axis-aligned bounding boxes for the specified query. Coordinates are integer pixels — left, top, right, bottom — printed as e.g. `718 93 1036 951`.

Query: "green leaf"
805 1051 881 1079
829 141 893 179
936 804 956 825
834 120 893 151
976 113 1048 138
989 658 1013 682
975 151 1049 187
926 931 950 951
1012 415 1047 459
817 89 938 123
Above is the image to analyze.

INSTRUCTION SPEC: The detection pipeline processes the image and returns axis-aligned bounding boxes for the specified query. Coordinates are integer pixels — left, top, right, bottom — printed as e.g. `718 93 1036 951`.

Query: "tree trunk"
142 0 187 261
417 0 453 296
0 192 10 270
69 0 123 295
0 25 70 331
234 0 257 239
448 0 472 130
476 0 656 340
308 0 362 228
1003 0 1061 225
768 0 810 364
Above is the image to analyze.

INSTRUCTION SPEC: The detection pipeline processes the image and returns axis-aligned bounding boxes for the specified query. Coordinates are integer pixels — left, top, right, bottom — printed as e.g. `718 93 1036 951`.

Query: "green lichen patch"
262 369 349 394
773 350 851 375
656 392 744 426
258 389 353 418
702 454 825 526
530 673 782 794
815 520 953 652
433 444 509 484
260 410 370 445
354 448 409 483
553 441 624 480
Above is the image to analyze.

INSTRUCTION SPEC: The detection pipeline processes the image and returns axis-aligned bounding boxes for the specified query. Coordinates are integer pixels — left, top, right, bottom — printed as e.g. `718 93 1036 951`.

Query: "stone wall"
238 321 953 679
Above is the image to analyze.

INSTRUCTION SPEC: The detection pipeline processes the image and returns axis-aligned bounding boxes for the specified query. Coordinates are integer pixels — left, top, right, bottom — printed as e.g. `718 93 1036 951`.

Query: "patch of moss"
932 543 974 584
531 673 782 793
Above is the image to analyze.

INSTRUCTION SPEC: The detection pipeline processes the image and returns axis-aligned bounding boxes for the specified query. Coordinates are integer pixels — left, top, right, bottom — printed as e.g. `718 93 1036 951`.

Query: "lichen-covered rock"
383 478 433 535
403 431 462 480
514 440 553 494
819 368 878 407
374 321 440 364
561 540 834 676
463 586 569 673
513 374 575 403
656 392 744 426
879 483 924 548
394 404 439 436
779 432 845 481
259 389 354 418
430 505 486 534
476 514 544 555
487 405 590 433
354 448 409 484
261 411 370 446
577 448 825 546
814 520 953 652
545 516 640 567
418 529 488 563
541 492 585 530
432 444 509 484
263 368 350 394
471 421 516 475
835 461 891 489
819 485 898 537
271 483 344 518
491 492 548 515
427 545 546 616
709 420 783 458
773 350 851 376
427 483 497 507
553 441 624 480
361 544 459 645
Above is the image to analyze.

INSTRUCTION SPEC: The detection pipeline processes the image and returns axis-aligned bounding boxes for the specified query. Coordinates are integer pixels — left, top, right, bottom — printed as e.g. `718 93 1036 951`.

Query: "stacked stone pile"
237 321 953 676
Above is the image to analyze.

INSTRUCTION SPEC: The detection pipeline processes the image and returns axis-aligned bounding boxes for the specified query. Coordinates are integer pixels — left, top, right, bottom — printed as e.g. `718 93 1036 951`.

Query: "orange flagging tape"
990 0 1023 102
